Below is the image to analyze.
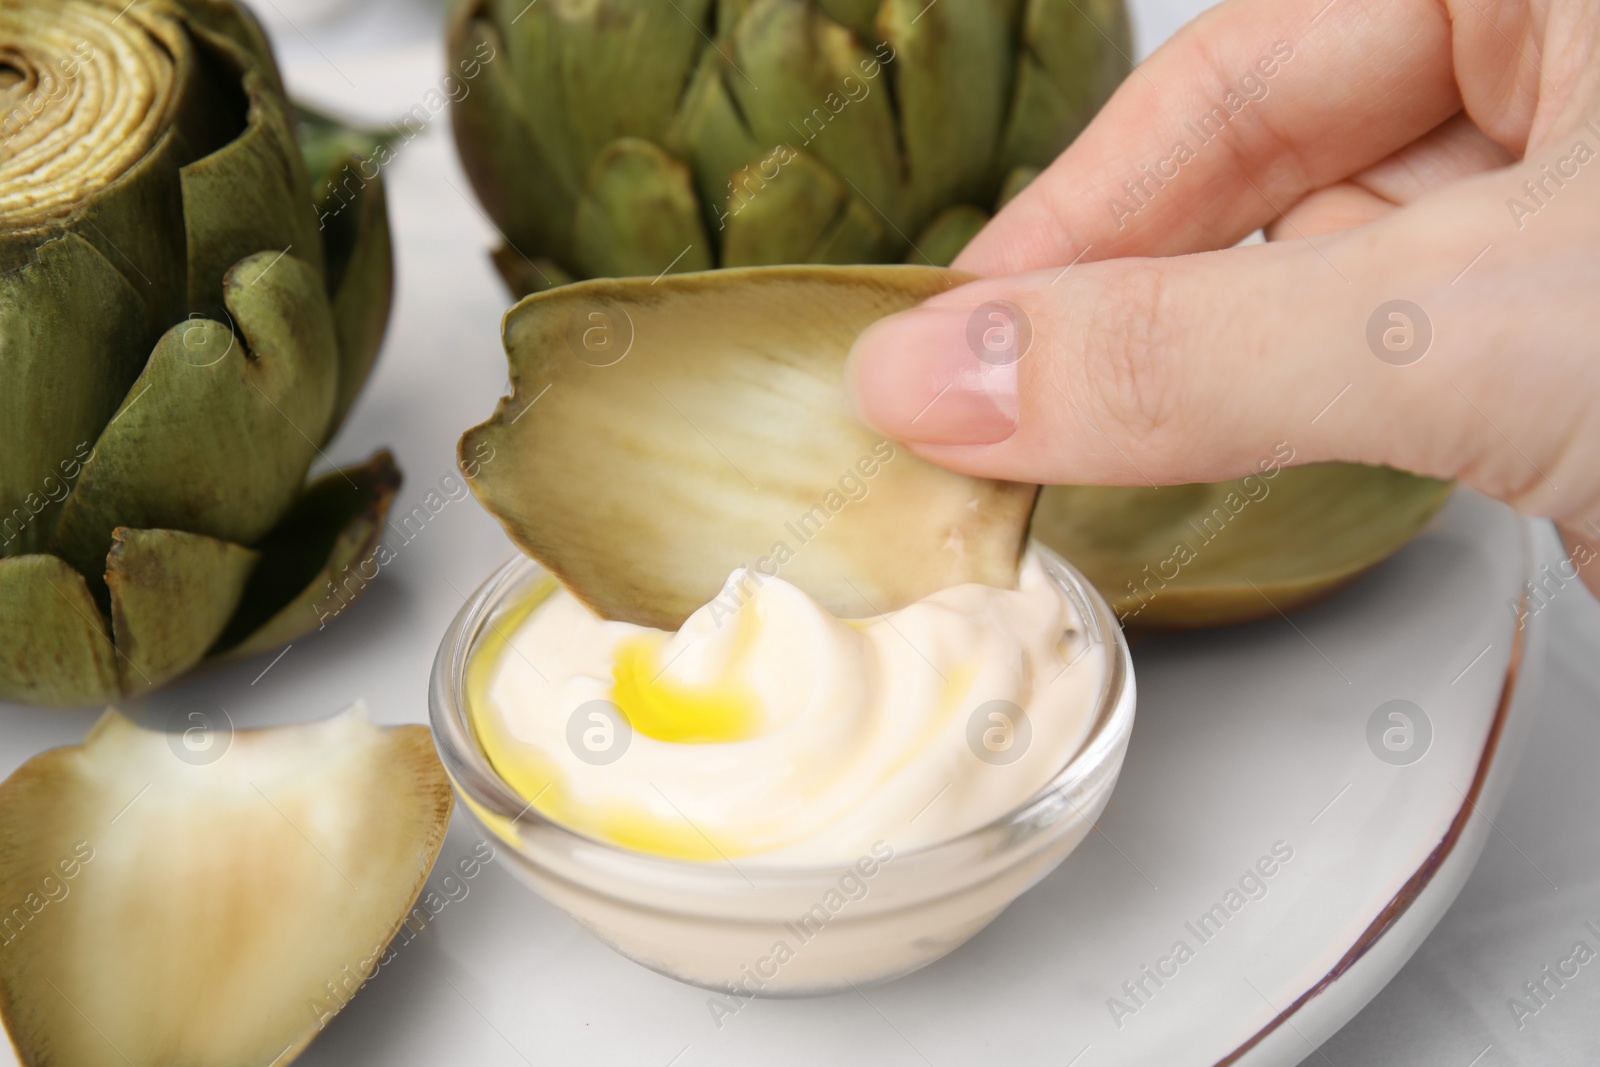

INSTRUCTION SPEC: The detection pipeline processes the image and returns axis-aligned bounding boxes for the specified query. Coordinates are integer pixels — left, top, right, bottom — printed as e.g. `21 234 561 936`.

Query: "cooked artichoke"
0 0 399 706
0 705 452 1067
447 0 1131 295
460 266 1037 628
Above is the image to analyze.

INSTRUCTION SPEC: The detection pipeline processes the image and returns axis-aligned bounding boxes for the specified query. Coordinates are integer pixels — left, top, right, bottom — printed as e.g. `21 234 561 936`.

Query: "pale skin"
848 0 1600 597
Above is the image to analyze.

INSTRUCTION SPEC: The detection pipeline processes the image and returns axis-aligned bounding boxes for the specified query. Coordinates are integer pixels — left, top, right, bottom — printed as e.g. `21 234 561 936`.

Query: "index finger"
955 0 1460 274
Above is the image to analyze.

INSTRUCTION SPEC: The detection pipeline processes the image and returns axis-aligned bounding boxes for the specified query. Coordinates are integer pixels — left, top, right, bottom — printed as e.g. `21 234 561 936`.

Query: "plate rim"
1213 580 1529 1066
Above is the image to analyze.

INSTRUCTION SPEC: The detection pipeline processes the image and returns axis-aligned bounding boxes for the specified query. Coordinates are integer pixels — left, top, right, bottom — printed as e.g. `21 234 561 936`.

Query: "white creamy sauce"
471 547 1104 865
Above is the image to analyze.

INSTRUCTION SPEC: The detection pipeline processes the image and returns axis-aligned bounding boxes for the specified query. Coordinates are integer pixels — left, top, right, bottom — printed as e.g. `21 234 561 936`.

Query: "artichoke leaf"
180 65 321 315
0 234 148 558
906 204 989 267
1031 464 1454 628
214 449 402 661
487 0 711 199
877 0 1014 228
997 164 1041 208
448 4 571 269
295 102 399 188
809 195 889 263
727 0 906 231
52 251 341 584
721 149 852 267
1000 0 1130 173
572 139 714 280
316 158 394 438
460 265 1037 630
106 528 259 694
0 706 452 1067
163 0 288 100
491 249 573 299
0 556 119 708
665 49 768 220
816 0 884 41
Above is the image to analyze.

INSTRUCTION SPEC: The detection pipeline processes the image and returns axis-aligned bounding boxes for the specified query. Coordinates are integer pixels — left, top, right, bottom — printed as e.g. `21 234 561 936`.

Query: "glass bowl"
429 543 1135 997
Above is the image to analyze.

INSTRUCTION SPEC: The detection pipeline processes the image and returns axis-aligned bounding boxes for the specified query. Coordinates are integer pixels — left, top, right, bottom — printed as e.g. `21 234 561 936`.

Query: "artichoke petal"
0 555 119 708
487 0 712 199
721 149 850 267
906 203 990 267
726 0 906 232
1030 465 1455 628
809 195 889 263
1000 0 1130 173
572 138 714 279
0 234 147 558
448 3 571 269
106 527 259 694
460 266 1036 630
491 249 574 299
877 0 1014 228
163 0 288 100
816 0 883 42
180 63 320 316
316 159 394 438
0 706 452 1065
665 49 766 222
997 164 1041 208
215 449 402 661
52 251 340 583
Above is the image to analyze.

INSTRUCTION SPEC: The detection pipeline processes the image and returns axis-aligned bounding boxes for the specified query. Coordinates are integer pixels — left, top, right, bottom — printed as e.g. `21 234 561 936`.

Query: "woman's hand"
848 0 1600 594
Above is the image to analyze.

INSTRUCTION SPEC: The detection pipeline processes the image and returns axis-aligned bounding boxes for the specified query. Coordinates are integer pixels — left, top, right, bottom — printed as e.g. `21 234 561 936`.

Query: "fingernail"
847 302 1025 445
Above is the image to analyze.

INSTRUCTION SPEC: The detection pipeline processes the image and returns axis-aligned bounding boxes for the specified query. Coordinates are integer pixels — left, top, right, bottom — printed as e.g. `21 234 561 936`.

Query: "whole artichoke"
448 0 1130 295
0 0 398 707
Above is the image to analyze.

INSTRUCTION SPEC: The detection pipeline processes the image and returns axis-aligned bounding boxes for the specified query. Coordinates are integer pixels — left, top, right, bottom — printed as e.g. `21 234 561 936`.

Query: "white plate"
288 488 1540 1067
0 129 1543 1067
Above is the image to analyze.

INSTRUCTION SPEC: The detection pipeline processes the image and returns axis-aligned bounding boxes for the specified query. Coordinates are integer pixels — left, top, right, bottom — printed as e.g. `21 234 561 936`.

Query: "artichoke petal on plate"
572 138 715 280
1031 463 1455 629
460 265 1037 630
316 157 395 438
214 449 403 661
105 528 259 694
0 706 452 1067
0 556 119 708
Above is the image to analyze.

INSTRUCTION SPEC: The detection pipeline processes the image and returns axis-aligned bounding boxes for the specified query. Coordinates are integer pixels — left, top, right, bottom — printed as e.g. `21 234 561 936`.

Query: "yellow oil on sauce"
609 633 763 744
467 579 766 860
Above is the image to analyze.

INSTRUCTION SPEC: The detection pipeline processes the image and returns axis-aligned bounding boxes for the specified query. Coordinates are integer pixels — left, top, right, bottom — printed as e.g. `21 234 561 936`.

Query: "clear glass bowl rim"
428 542 1136 883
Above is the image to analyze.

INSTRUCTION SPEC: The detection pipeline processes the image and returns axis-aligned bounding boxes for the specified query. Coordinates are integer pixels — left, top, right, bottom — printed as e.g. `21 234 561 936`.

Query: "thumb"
846 171 1587 512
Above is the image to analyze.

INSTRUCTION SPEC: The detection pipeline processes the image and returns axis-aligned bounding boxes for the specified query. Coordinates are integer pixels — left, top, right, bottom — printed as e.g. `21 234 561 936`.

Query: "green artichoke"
0 0 399 707
447 0 1130 295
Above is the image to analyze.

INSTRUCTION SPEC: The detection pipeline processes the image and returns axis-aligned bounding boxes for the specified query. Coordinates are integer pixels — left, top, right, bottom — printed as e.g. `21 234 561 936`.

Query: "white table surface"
2 1 1594 1064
